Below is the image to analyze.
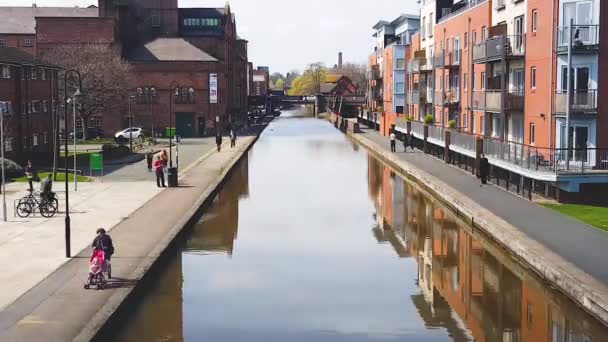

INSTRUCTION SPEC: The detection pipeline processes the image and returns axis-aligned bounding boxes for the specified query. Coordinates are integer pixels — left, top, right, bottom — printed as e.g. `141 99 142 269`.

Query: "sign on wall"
209 73 218 104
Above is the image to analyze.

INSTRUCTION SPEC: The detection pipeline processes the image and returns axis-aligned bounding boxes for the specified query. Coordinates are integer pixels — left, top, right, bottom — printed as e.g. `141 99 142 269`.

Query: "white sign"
252 75 266 82
209 73 218 104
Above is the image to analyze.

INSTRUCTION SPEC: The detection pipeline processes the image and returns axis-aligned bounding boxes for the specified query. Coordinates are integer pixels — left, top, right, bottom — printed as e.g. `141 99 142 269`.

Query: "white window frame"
532 10 538 33
531 67 537 89
1 65 10 79
464 74 468 92
530 122 536 145
44 132 48 144
33 134 38 147
454 37 461 64
23 39 32 47
4 138 12 152
481 72 486 90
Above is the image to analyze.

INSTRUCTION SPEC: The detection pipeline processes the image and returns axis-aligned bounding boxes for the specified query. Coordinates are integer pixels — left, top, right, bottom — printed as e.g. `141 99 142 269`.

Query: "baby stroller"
84 248 111 290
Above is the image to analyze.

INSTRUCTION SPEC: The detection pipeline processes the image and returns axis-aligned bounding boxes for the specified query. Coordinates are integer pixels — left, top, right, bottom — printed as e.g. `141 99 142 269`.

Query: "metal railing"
434 91 445 106
445 89 460 105
485 90 502 112
557 25 600 50
420 58 434 72
408 91 420 104
505 90 524 111
428 125 445 143
450 130 477 153
473 34 525 61
554 89 597 114
434 51 445 67
411 121 425 138
473 42 486 61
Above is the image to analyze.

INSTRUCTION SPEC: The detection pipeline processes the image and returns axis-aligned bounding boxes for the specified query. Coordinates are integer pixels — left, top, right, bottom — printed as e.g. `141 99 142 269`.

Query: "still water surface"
112 110 608 341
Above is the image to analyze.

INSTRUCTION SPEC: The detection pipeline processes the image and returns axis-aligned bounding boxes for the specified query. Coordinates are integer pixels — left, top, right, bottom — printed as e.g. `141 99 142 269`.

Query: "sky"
0 0 419 75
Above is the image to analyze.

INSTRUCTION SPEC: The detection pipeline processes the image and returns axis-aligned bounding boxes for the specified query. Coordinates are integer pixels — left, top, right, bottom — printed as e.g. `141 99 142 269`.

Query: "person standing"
146 150 153 172
389 130 396 152
24 160 34 192
154 156 166 188
160 149 169 183
230 129 236 148
408 132 415 151
479 154 489 185
216 132 222 152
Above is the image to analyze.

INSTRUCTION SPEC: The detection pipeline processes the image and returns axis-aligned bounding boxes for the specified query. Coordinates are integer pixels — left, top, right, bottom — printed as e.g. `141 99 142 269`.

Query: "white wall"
492 0 527 36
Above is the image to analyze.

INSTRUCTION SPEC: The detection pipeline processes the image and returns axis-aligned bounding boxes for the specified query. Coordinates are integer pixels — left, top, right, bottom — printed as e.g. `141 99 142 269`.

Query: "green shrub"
102 144 131 158
424 114 434 125
448 119 457 128
376 106 384 113
2 159 24 178
405 115 414 122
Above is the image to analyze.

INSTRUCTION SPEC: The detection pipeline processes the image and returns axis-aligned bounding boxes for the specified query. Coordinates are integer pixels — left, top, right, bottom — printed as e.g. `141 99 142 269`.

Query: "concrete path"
359 127 608 286
0 136 257 342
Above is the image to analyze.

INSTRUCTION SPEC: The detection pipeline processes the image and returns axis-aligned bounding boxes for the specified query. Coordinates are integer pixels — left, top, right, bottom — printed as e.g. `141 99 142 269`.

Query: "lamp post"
128 95 135 152
63 69 82 258
168 81 179 168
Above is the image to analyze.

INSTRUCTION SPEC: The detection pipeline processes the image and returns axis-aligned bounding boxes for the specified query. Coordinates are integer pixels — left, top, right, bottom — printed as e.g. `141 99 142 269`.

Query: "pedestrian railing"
450 130 477 153
411 121 425 139
427 125 444 143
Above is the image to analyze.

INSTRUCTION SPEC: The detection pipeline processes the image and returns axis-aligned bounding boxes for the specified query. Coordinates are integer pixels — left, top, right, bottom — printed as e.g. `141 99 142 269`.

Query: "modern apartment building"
398 0 607 200
368 14 420 136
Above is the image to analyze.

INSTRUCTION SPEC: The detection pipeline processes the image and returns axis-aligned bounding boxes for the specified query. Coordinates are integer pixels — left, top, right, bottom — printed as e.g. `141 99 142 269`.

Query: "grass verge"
542 203 608 232
13 172 92 183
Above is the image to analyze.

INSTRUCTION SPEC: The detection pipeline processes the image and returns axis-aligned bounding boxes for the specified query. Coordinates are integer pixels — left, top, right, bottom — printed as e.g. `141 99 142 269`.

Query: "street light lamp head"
174 88 180 96
72 87 82 98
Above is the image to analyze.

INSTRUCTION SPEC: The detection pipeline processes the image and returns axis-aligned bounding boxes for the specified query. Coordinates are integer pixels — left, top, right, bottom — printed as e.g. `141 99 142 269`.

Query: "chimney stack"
338 52 343 68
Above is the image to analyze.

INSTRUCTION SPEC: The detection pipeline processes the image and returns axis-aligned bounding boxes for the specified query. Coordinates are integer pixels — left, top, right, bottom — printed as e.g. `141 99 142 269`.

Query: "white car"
115 127 144 141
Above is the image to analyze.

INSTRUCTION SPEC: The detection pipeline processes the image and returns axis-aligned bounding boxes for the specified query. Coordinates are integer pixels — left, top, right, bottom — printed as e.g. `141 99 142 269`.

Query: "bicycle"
16 191 58 218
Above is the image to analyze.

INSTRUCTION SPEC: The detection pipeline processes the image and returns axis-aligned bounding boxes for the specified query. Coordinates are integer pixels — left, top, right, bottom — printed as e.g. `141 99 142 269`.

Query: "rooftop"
0 46 57 67
0 6 99 34
127 38 218 62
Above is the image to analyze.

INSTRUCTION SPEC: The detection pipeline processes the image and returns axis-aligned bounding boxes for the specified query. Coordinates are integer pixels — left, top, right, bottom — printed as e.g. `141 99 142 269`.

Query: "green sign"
90 153 103 171
165 127 176 138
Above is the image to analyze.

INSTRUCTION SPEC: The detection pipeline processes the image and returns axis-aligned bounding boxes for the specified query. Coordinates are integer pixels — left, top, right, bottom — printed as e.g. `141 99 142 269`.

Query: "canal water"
110 109 608 342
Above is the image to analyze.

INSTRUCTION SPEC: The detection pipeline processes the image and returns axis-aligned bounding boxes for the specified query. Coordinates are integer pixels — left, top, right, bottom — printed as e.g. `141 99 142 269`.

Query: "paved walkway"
359 127 608 286
0 134 257 342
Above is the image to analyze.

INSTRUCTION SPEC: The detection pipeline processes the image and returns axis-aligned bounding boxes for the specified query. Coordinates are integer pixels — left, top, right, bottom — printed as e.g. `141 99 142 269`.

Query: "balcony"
556 25 600 54
408 90 420 104
445 89 460 106
434 51 445 68
408 58 427 74
471 90 501 112
420 58 434 72
368 65 381 80
473 35 525 63
472 90 485 109
434 91 444 106
446 50 461 67
554 89 597 115
494 0 506 10
505 90 524 111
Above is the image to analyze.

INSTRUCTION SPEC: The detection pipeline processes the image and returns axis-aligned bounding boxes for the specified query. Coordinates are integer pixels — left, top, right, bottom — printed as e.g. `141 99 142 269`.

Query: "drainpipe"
549 0 556 154
565 19 574 170
469 17 473 134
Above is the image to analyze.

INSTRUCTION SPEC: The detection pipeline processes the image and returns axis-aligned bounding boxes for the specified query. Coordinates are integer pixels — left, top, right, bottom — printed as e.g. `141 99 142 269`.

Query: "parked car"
114 127 145 142
69 127 105 140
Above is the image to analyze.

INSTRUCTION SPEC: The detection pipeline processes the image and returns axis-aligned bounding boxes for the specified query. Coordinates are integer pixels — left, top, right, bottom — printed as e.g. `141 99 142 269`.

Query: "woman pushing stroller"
85 228 114 289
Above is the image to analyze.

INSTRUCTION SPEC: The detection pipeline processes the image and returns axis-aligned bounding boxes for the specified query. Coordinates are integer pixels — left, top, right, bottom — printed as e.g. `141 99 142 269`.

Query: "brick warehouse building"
0 1 251 138
0 46 59 163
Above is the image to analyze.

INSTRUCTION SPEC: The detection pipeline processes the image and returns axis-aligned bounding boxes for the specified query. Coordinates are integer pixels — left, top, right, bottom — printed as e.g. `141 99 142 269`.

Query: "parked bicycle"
16 190 58 218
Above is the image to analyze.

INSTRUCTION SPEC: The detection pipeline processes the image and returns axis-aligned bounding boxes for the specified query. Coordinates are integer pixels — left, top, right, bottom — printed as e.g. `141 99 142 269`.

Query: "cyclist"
40 174 55 203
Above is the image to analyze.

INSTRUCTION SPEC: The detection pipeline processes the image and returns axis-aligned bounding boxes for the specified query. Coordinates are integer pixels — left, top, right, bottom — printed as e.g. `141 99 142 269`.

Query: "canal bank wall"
0 127 267 342
324 113 608 326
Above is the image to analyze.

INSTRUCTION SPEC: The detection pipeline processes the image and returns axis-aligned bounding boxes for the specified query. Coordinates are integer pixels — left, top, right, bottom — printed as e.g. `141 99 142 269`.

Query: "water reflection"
367 156 608 342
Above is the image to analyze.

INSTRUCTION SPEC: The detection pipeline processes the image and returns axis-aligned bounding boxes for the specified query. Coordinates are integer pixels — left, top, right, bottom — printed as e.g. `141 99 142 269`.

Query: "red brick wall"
35 17 117 53
0 34 36 54
128 61 227 136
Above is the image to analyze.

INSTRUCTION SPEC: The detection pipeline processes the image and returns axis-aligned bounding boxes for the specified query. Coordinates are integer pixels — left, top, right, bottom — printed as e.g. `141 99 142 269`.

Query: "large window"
183 17 220 27
395 82 405 93
1 65 9 79
396 58 405 69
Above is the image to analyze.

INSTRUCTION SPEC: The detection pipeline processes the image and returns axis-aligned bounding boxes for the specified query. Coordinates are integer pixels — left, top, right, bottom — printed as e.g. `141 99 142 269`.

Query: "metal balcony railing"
505 90 524 111
557 25 600 52
554 89 598 114
473 35 525 62
445 89 460 105
473 42 486 61
434 51 445 68
485 90 502 112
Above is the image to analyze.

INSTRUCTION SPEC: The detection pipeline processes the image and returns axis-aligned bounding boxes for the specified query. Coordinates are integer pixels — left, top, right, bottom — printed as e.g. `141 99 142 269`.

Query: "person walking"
230 129 236 148
154 156 166 188
479 154 489 185
216 132 222 152
160 149 169 183
146 150 154 172
408 132 415 151
24 160 34 192
389 130 396 152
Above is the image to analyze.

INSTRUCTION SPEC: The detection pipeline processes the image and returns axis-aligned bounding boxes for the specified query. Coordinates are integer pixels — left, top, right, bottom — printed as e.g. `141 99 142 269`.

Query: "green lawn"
76 139 114 145
542 203 608 232
13 172 92 183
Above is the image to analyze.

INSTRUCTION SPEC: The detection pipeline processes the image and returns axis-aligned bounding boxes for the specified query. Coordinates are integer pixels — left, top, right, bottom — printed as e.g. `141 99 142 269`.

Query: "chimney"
338 52 343 68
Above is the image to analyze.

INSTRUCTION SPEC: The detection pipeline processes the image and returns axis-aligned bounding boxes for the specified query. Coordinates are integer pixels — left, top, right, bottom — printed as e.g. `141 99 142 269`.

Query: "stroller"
84 248 111 290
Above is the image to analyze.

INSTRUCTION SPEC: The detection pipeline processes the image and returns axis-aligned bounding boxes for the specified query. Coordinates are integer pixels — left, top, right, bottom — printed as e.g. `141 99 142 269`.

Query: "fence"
427 125 445 143
411 121 425 139
450 130 477 153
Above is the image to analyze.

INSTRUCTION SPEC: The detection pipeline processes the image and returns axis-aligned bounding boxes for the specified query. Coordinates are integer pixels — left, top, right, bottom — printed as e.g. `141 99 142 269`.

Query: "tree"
269 72 285 86
275 78 285 90
306 62 327 95
41 44 130 140
285 70 300 87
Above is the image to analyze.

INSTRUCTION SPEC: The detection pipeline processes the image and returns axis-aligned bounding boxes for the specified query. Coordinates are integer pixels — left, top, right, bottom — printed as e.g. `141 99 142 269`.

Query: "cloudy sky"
0 0 419 74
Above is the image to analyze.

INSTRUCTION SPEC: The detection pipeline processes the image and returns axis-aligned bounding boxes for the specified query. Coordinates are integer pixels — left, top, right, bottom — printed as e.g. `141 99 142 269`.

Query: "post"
565 19 573 170
1 107 6 222
73 98 77 191
129 96 133 152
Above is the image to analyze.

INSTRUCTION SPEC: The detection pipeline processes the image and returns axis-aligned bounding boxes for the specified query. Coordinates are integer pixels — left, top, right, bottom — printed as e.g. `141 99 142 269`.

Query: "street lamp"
128 95 135 152
168 81 179 168
63 69 82 258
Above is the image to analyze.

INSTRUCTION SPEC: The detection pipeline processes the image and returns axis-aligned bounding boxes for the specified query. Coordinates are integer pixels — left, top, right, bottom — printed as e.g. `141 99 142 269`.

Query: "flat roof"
0 6 98 34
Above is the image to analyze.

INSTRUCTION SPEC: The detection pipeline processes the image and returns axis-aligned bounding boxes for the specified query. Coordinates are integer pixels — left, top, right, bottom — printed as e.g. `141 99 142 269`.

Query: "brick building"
252 66 270 96
0 46 59 163
0 1 251 138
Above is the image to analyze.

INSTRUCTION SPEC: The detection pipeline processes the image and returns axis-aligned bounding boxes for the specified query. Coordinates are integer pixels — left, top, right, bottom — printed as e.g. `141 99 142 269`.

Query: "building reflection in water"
367 155 608 342
185 157 249 256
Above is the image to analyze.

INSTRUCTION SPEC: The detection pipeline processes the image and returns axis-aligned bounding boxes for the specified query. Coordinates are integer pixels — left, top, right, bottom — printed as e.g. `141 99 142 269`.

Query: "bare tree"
306 62 327 95
41 44 130 140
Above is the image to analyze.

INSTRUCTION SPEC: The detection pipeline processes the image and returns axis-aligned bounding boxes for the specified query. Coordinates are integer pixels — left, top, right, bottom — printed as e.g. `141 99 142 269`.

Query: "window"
396 82 405 93
472 73 476 90
464 74 468 92
41 68 46 80
472 114 476 133
30 67 37 80
43 100 48 113
481 72 486 90
530 123 536 145
0 35 5 47
532 10 538 32
396 106 404 114
396 58 405 69
472 30 477 44
33 134 38 147
44 132 48 144
454 37 460 63
4 138 12 152
464 32 468 48
0 101 12 115
23 39 32 47
428 13 433 38
421 17 426 38
463 114 468 127
531 67 536 89
1 65 9 79
481 27 487 41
